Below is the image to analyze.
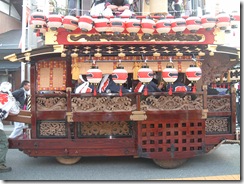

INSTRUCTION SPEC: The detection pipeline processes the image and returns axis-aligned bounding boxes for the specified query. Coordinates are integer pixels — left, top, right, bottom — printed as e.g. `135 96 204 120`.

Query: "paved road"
0 143 240 181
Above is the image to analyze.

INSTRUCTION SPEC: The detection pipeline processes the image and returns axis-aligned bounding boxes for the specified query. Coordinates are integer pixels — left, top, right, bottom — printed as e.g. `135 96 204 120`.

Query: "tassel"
144 85 148 96
93 85 97 96
168 84 172 95
192 85 196 93
119 85 122 96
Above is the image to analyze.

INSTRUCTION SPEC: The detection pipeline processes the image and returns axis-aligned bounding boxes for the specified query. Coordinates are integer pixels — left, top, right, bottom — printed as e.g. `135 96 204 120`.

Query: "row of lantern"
86 60 202 96
30 11 240 36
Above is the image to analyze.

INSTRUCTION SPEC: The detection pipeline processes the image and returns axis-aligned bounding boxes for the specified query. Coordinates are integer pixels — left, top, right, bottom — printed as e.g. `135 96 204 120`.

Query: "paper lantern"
86 64 102 96
138 65 153 95
141 17 156 35
63 16 78 31
47 14 63 30
171 18 186 33
201 13 216 30
125 17 141 34
216 12 230 30
112 65 128 96
186 64 202 92
78 15 94 32
156 17 171 35
186 16 201 33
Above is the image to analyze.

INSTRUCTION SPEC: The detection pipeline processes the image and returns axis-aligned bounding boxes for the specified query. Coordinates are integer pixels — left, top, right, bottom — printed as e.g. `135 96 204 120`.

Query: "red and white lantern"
156 17 171 35
86 66 102 84
171 18 186 33
125 18 141 34
216 12 230 30
94 17 110 33
78 15 94 32
138 65 153 95
162 63 178 95
186 64 202 92
230 11 240 29
63 16 78 31
162 64 178 83
110 17 125 33
30 11 47 29
86 64 102 96
112 65 128 96
186 16 201 33
201 13 216 30
141 17 156 35
47 14 63 30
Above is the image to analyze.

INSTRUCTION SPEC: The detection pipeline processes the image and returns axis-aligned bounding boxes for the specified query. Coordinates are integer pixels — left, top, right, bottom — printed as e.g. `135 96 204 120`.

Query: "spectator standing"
9 80 30 139
0 82 20 172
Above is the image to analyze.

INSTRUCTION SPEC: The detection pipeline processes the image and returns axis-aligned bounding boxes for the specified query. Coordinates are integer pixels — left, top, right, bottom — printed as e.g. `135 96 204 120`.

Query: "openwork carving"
206 118 229 133
36 97 67 110
140 95 203 111
39 121 67 137
72 96 136 112
207 98 230 111
79 121 131 137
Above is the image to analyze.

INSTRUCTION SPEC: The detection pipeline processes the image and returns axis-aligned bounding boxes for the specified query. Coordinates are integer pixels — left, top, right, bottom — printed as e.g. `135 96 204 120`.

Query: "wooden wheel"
56 156 81 165
153 158 188 169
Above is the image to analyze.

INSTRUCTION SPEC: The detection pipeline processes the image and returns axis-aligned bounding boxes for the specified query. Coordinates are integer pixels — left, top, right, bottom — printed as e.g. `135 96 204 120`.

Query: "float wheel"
56 156 81 165
153 158 188 169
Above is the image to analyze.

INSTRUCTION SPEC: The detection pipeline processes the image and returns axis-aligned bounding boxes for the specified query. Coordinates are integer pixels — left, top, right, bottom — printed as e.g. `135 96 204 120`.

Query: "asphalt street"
0 143 240 181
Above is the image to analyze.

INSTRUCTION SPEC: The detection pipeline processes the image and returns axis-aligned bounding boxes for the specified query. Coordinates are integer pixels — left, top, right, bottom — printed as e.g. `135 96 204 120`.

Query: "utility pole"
21 0 27 81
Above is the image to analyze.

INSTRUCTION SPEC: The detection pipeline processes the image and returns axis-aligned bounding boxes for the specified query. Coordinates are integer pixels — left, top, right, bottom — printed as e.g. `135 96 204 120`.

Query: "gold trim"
66 112 73 122
3 53 17 62
201 109 208 119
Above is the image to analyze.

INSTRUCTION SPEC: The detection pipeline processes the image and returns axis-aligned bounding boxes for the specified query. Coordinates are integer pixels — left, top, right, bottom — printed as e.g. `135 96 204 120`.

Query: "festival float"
3 1 240 168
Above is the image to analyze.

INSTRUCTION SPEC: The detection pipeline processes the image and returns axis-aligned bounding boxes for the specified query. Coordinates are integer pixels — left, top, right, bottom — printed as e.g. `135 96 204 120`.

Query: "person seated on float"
103 0 133 17
134 81 165 93
90 0 106 16
98 74 130 93
207 85 228 95
75 75 94 93
166 76 191 92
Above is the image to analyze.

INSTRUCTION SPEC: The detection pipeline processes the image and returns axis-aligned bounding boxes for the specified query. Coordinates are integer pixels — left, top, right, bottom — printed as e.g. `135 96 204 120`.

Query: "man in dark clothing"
103 0 132 16
9 80 30 139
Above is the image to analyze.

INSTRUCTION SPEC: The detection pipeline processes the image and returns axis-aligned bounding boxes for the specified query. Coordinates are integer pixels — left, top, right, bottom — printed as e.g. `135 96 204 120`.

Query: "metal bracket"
66 112 73 122
201 109 208 119
130 111 147 121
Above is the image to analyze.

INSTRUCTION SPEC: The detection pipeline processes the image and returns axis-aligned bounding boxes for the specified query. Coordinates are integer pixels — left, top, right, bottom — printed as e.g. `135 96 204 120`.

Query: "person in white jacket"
0 82 20 173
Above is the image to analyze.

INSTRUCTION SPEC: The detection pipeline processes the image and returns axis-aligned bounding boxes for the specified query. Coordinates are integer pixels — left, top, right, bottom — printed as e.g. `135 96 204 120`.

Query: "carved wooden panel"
206 117 230 133
72 96 136 112
38 121 67 137
140 95 203 111
78 121 132 137
207 98 230 112
36 97 67 111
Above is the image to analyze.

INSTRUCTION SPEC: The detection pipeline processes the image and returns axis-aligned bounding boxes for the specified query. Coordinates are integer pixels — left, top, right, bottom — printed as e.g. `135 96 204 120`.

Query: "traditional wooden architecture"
4 11 240 168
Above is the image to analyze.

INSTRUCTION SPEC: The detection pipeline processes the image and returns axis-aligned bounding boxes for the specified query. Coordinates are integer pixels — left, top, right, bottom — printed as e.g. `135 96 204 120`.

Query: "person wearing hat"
9 80 30 139
0 82 20 172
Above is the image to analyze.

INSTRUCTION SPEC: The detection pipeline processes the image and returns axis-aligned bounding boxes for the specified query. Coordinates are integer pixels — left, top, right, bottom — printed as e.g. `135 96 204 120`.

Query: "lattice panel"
78 121 133 138
138 120 205 156
38 121 67 138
